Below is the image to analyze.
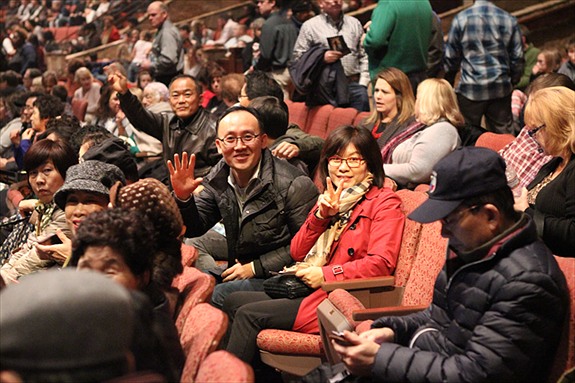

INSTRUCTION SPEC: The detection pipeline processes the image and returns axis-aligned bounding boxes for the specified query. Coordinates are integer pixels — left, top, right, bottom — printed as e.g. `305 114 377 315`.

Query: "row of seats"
170 256 254 382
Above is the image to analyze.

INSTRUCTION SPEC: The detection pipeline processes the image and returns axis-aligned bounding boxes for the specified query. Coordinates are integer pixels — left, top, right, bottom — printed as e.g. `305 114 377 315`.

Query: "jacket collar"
207 149 275 195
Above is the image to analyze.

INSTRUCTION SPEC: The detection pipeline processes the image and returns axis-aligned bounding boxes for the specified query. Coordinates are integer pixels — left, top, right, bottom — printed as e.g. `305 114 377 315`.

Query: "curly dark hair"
70 209 157 278
33 94 65 120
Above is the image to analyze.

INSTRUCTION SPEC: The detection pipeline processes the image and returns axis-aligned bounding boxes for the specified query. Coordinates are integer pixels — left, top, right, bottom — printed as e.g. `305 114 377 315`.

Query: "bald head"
147 1 168 28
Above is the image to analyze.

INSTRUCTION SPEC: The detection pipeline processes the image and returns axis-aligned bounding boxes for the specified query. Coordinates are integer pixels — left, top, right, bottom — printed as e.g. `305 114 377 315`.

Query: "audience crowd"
0 0 573 382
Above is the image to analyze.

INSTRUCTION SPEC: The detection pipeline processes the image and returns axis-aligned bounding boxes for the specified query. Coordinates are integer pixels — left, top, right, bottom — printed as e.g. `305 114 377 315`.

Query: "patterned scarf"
34 201 56 236
303 172 374 267
380 120 426 164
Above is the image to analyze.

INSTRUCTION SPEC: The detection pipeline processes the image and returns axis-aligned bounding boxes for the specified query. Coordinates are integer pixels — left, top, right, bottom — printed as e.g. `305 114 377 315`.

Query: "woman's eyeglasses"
528 124 545 137
327 156 365 168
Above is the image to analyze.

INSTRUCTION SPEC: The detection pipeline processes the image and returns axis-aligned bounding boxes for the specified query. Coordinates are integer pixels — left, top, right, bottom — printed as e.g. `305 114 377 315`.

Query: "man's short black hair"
248 96 288 139
245 71 284 101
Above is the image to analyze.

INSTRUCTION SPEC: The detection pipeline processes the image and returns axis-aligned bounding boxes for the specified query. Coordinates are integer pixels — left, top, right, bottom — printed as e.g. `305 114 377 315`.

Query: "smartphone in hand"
330 330 353 346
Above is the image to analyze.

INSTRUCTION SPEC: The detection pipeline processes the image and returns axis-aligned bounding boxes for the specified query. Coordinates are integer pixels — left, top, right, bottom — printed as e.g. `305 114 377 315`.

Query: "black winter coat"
178 149 319 277
371 215 568 383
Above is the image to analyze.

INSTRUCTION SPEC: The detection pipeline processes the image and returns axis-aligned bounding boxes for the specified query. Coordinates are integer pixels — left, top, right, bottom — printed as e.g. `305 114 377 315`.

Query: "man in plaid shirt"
444 0 524 135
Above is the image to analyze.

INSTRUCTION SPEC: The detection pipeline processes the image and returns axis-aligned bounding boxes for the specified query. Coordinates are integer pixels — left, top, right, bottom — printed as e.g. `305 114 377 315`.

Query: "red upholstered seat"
180 242 198 267
475 132 515 152
353 111 370 127
326 107 359 136
71 98 88 122
305 104 334 138
194 350 254 383
286 99 308 130
180 303 228 382
172 267 215 334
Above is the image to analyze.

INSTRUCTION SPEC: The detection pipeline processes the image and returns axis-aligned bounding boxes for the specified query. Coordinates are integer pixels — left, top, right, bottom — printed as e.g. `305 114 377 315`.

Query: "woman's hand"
271 142 300 159
35 229 72 264
18 199 37 217
167 152 203 200
513 187 529 212
21 128 34 141
295 264 324 289
316 177 343 219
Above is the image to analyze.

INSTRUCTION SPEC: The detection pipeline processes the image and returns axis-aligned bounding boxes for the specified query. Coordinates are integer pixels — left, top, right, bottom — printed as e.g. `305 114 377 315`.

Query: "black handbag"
263 274 316 299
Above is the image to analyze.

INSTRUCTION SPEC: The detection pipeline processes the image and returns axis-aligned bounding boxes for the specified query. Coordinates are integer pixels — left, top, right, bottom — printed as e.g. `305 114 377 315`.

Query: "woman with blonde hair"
363 68 418 149
72 67 101 123
514 86 575 257
382 78 462 189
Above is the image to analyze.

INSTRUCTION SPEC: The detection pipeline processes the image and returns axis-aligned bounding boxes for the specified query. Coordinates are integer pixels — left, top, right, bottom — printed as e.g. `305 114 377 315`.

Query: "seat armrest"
322 276 395 292
352 304 427 321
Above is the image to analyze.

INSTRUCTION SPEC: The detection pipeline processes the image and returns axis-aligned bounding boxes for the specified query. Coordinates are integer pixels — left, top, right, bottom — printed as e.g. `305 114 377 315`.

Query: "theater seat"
172 267 215 334
71 98 88 122
194 350 254 383
475 132 515 152
179 303 228 382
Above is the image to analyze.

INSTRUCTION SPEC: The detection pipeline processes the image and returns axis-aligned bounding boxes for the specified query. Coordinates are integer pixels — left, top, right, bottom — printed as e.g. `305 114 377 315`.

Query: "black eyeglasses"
528 124 545 137
217 134 260 146
441 205 482 226
327 156 365 168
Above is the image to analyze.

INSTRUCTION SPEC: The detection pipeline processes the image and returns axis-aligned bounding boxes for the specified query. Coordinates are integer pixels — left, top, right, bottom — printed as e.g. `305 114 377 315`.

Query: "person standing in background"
141 1 184 87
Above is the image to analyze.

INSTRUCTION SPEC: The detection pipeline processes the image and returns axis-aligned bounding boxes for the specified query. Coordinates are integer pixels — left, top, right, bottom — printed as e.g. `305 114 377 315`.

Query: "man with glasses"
329 147 567 383
169 107 318 308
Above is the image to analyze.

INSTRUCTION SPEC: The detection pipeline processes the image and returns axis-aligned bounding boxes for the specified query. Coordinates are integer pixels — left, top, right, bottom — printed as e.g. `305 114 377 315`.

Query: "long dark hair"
318 125 384 188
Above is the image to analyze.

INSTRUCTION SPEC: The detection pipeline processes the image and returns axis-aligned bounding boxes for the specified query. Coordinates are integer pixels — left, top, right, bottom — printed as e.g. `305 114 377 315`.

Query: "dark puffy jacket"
371 215 568 383
118 91 221 177
178 149 319 277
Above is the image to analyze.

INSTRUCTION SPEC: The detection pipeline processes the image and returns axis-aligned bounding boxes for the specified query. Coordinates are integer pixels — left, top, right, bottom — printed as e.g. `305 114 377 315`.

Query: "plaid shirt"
444 0 524 101
499 126 553 188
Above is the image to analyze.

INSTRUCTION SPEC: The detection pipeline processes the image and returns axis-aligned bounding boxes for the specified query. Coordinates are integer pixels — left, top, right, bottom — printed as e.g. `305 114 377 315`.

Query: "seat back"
305 104 335 138
195 350 254 383
326 107 359 136
393 190 428 288
179 303 228 382
172 267 215 334
286 99 309 130
548 257 575 382
475 132 515 152
71 98 88 122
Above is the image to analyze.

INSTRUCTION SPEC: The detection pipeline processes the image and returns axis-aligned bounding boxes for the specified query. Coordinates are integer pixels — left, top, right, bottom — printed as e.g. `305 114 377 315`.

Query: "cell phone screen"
40 234 63 245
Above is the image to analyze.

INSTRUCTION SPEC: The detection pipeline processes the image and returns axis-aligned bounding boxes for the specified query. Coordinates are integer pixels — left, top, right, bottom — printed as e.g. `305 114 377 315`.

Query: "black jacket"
178 149 318 277
118 91 221 177
289 44 349 107
371 215 568 383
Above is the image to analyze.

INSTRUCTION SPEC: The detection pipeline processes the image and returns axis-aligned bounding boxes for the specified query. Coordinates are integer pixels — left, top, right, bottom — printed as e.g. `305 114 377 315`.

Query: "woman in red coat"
223 125 405 364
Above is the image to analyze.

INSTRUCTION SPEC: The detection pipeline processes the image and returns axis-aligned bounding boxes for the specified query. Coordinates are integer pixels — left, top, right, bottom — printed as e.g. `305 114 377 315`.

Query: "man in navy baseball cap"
329 146 568 383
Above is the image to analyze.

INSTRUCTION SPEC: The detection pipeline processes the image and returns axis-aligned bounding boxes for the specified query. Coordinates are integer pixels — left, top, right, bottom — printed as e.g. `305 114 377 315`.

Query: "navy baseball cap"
408 147 508 223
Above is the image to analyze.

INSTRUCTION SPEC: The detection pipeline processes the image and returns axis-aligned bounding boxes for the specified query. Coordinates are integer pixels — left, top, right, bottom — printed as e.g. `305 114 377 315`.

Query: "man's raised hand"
167 152 203 200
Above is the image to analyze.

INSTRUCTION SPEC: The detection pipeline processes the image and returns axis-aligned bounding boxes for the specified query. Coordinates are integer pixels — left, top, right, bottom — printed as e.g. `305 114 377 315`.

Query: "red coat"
291 186 405 333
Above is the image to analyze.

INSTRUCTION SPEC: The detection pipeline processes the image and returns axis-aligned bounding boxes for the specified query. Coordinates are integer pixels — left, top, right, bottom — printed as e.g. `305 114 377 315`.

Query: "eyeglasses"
441 205 482 226
218 133 260 146
327 156 365 168
528 124 545 137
